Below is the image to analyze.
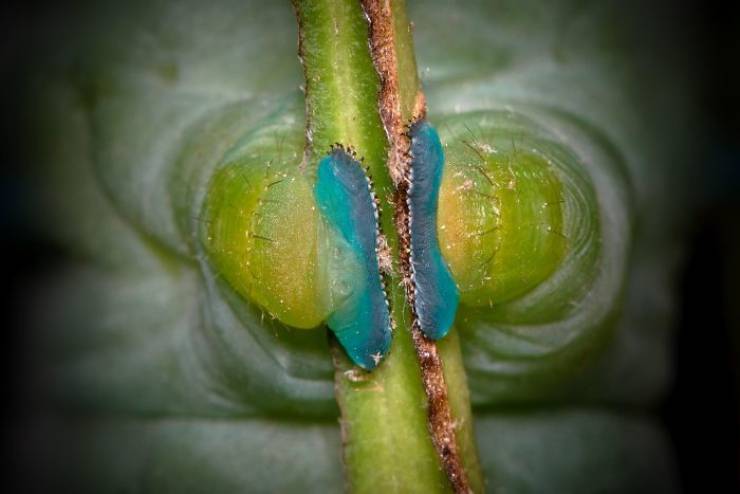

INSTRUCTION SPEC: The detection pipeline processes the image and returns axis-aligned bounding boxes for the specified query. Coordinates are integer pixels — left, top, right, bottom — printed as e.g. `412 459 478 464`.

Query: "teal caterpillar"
406 121 459 340
313 122 459 368
314 146 392 370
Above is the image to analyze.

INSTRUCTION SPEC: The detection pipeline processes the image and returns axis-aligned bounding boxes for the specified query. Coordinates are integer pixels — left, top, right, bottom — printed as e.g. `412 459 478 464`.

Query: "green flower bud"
432 108 631 402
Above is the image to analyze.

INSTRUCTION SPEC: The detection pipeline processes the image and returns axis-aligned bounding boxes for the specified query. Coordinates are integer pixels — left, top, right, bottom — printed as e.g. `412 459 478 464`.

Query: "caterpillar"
314 146 393 370
407 121 460 340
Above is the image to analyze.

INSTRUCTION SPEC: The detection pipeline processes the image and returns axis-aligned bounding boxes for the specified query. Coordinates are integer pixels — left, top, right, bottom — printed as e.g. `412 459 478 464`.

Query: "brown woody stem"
361 1 471 492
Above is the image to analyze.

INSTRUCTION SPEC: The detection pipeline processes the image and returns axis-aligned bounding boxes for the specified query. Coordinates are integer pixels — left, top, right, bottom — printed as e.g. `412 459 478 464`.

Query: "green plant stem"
293 1 483 492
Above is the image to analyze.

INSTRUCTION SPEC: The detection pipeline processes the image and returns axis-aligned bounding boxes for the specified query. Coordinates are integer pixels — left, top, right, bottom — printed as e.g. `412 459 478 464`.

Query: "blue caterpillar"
314 147 392 370
314 121 459 369
407 121 459 340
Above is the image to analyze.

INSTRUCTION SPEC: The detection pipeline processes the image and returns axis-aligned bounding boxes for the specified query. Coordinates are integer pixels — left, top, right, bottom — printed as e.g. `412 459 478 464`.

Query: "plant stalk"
293 1 483 492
